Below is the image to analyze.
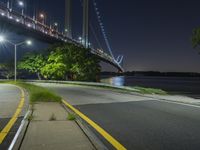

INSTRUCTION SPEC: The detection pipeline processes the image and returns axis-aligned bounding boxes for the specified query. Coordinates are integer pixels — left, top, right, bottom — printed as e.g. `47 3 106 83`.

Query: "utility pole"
82 0 89 48
65 0 72 38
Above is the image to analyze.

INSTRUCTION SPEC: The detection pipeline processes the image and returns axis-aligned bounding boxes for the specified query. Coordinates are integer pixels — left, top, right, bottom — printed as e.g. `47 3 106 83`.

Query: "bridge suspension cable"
92 0 114 59
89 23 103 50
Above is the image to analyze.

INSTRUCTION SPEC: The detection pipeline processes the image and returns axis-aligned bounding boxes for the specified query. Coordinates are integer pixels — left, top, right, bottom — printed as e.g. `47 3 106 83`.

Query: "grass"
11 81 61 103
64 83 167 95
49 113 57 121
132 86 167 95
67 113 76 121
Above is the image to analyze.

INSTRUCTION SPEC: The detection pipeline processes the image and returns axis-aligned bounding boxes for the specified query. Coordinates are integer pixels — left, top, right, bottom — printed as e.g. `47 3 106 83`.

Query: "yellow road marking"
62 100 127 150
0 86 25 144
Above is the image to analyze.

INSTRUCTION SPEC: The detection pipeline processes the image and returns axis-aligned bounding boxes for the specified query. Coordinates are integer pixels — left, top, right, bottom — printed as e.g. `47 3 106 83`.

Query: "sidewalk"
20 102 95 150
146 94 200 106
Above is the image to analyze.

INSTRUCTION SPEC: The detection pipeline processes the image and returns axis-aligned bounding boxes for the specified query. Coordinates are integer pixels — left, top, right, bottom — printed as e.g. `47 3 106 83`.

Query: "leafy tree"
18 53 45 80
0 62 14 79
46 43 101 81
41 50 67 80
18 43 101 81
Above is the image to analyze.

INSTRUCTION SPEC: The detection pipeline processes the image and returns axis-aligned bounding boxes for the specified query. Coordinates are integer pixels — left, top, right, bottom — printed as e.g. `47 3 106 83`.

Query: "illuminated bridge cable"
89 23 103 50
92 0 114 59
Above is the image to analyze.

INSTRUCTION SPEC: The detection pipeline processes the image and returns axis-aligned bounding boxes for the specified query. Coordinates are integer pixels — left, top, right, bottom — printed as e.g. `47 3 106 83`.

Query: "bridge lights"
39 13 45 25
18 1 24 15
78 37 82 41
39 13 44 19
18 1 24 7
54 22 58 27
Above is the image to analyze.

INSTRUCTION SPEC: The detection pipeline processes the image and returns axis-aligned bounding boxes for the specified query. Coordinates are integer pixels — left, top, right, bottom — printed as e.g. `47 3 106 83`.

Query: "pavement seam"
0 85 25 144
62 99 127 150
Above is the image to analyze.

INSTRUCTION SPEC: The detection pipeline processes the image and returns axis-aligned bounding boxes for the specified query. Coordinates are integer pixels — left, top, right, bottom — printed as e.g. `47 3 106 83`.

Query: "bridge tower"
65 0 72 38
82 0 89 48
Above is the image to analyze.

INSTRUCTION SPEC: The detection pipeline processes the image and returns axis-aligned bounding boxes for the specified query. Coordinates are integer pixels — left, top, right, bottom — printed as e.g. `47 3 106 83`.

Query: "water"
101 76 200 99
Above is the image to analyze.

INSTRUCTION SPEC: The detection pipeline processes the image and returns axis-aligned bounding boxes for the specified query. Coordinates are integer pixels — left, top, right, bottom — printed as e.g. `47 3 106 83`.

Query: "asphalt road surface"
39 83 200 150
0 84 24 149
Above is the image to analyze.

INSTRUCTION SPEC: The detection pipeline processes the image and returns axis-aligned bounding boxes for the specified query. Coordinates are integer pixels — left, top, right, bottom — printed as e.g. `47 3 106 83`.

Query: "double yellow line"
0 86 25 144
62 100 127 150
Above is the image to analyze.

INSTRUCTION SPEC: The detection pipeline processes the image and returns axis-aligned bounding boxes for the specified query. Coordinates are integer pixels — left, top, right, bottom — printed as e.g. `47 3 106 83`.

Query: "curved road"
0 84 27 149
38 83 200 150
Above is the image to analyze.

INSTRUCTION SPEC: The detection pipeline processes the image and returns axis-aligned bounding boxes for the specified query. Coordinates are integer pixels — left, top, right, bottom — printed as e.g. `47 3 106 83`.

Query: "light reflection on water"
103 76 125 86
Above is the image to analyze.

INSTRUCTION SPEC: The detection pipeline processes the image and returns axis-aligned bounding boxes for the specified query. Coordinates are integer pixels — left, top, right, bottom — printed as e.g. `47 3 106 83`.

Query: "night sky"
1 0 200 72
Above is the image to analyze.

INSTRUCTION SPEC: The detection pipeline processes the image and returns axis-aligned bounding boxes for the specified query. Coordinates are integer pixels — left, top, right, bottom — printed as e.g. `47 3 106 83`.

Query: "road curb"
62 103 108 150
62 100 126 150
26 80 140 92
8 108 32 150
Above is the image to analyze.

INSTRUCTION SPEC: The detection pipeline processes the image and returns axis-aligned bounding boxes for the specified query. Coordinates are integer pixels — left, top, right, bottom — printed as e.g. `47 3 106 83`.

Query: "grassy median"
14 82 61 103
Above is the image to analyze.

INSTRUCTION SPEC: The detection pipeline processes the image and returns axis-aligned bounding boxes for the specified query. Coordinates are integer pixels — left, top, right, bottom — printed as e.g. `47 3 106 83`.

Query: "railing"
0 2 122 70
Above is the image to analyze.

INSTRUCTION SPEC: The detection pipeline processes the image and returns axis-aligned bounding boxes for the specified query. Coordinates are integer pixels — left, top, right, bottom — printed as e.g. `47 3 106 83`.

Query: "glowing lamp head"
0 36 5 42
26 40 32 45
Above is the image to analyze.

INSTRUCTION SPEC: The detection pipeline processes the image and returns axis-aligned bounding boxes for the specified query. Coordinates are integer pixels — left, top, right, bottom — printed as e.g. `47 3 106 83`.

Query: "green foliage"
67 113 76 121
18 43 101 81
0 62 14 79
15 82 61 103
133 86 167 95
192 27 200 50
41 50 67 80
18 53 45 80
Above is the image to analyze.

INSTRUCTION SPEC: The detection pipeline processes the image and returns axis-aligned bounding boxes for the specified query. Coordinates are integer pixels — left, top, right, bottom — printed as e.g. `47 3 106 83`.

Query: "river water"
101 76 200 99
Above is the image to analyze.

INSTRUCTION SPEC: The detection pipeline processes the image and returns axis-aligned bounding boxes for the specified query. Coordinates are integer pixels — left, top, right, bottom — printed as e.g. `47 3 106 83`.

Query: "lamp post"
0 36 32 81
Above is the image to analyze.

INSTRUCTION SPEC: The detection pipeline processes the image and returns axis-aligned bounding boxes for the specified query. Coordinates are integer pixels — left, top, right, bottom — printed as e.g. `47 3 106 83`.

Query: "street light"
0 35 32 81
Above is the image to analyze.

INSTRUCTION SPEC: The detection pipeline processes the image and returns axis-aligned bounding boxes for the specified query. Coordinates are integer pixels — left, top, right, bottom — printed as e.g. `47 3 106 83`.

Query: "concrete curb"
25 80 140 92
9 107 32 150
26 80 200 107
62 103 108 150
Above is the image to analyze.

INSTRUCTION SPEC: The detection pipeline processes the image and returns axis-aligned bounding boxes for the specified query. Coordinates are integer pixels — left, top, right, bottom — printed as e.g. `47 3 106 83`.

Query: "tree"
41 50 67 80
18 53 45 80
0 62 14 79
18 43 101 81
192 27 200 51
46 43 101 81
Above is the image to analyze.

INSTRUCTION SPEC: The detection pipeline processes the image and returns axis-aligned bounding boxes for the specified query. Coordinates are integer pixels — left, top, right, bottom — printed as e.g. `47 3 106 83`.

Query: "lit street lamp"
0 35 32 81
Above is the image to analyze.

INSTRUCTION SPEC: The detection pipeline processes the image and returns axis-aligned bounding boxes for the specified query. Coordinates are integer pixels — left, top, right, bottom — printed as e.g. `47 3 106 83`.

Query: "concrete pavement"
20 102 95 150
38 83 200 150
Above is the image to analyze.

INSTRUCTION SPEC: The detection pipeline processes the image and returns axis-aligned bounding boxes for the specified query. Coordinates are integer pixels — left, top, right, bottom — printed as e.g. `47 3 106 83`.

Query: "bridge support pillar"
65 0 72 38
83 0 89 48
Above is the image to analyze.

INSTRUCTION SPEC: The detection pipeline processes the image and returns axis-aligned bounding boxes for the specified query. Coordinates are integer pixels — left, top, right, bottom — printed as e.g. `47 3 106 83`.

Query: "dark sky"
1 0 200 72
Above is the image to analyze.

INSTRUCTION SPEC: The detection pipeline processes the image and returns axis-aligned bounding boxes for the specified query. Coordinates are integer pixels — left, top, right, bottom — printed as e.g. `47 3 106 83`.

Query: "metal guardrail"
0 2 123 71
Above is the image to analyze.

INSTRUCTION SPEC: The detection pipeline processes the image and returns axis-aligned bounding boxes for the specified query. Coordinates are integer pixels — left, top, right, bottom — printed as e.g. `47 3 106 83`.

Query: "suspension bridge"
0 0 124 72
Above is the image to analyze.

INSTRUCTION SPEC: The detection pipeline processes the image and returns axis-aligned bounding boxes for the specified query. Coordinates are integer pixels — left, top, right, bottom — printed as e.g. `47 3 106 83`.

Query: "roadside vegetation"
132 86 167 95
67 113 76 121
13 82 61 103
17 43 101 81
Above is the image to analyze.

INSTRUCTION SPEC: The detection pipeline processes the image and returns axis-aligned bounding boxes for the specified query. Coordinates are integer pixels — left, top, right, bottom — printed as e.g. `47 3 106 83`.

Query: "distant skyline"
1 0 200 72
